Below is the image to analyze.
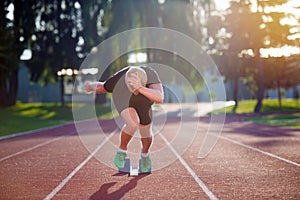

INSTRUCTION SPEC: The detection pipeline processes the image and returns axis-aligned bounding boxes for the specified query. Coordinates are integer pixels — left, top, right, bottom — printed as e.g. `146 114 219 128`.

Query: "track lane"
220 116 300 165
0 132 90 199
182 120 300 199
0 120 116 199
0 124 77 159
0 113 299 199
46 118 215 199
44 129 118 200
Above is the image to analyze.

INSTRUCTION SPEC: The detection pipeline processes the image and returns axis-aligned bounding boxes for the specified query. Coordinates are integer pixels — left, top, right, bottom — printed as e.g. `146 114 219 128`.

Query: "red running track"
0 113 300 199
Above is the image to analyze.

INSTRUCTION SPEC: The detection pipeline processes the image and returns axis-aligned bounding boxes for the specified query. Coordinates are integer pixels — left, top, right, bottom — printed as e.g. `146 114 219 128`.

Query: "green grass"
213 99 300 128
244 113 300 128
213 99 300 114
1 99 299 137
0 102 115 137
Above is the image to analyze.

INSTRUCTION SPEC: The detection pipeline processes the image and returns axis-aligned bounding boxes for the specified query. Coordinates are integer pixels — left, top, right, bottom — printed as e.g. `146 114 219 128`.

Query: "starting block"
118 158 151 176
130 166 139 176
118 158 131 173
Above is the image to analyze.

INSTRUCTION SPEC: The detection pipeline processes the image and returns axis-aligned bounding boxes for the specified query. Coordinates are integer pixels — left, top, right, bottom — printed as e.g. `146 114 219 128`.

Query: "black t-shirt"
103 66 161 114
104 66 161 92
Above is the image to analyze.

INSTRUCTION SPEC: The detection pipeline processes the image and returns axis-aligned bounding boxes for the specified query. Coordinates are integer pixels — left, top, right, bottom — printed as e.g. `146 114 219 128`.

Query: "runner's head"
125 66 148 86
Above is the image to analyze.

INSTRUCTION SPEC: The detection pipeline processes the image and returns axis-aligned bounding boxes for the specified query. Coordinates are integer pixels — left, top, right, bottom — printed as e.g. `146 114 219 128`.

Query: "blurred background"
0 0 299 113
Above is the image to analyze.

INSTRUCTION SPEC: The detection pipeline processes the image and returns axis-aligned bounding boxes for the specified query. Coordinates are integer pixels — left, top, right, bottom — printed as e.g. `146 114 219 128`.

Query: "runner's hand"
126 73 143 93
84 81 97 93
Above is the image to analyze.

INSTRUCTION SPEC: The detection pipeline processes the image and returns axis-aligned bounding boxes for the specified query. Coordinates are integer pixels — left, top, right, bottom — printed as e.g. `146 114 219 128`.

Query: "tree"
0 0 83 107
251 0 290 112
79 0 207 103
0 0 35 107
0 7 18 107
287 7 300 101
218 0 292 112
263 57 287 109
221 1 257 109
27 0 83 106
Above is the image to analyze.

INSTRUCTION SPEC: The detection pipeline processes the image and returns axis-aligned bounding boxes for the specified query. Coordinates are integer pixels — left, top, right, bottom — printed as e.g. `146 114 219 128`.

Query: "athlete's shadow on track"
89 174 149 200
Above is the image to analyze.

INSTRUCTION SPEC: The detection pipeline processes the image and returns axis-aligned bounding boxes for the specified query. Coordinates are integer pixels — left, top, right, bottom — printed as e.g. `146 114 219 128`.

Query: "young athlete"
84 66 164 173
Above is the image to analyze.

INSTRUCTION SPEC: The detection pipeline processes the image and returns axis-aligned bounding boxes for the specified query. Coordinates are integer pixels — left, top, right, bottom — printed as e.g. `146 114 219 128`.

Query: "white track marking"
159 133 218 200
44 129 117 200
0 132 75 162
220 135 300 167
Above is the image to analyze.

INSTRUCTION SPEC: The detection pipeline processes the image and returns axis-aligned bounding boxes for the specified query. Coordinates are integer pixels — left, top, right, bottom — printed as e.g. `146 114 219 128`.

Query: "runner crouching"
84 66 164 173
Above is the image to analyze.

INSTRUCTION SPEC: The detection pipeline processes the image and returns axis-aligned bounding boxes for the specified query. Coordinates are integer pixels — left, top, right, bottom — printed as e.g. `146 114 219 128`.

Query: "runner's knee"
139 124 152 138
122 123 139 135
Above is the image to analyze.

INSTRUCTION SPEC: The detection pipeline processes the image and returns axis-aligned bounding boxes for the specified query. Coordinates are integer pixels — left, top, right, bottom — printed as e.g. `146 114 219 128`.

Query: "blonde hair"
125 66 148 86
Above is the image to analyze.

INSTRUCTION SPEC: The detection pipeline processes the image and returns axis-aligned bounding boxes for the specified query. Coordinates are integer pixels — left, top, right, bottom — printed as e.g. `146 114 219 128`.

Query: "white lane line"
0 132 75 162
220 135 300 167
44 129 117 200
159 133 218 200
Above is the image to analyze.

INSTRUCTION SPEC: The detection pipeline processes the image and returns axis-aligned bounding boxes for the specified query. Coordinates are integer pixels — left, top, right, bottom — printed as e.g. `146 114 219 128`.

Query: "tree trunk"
0 69 18 107
0 79 6 106
277 80 282 110
294 86 299 108
60 75 65 107
232 77 239 112
254 57 264 113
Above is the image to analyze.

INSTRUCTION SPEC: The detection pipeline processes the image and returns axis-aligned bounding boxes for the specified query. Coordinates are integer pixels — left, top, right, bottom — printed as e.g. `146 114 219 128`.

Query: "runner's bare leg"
119 108 140 150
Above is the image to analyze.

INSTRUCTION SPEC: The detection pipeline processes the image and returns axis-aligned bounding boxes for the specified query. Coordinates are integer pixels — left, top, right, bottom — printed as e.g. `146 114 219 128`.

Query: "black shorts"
113 93 153 125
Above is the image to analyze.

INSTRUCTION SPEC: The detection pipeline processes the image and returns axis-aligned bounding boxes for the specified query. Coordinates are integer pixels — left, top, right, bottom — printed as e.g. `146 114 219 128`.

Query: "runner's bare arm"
84 81 108 93
137 83 164 104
